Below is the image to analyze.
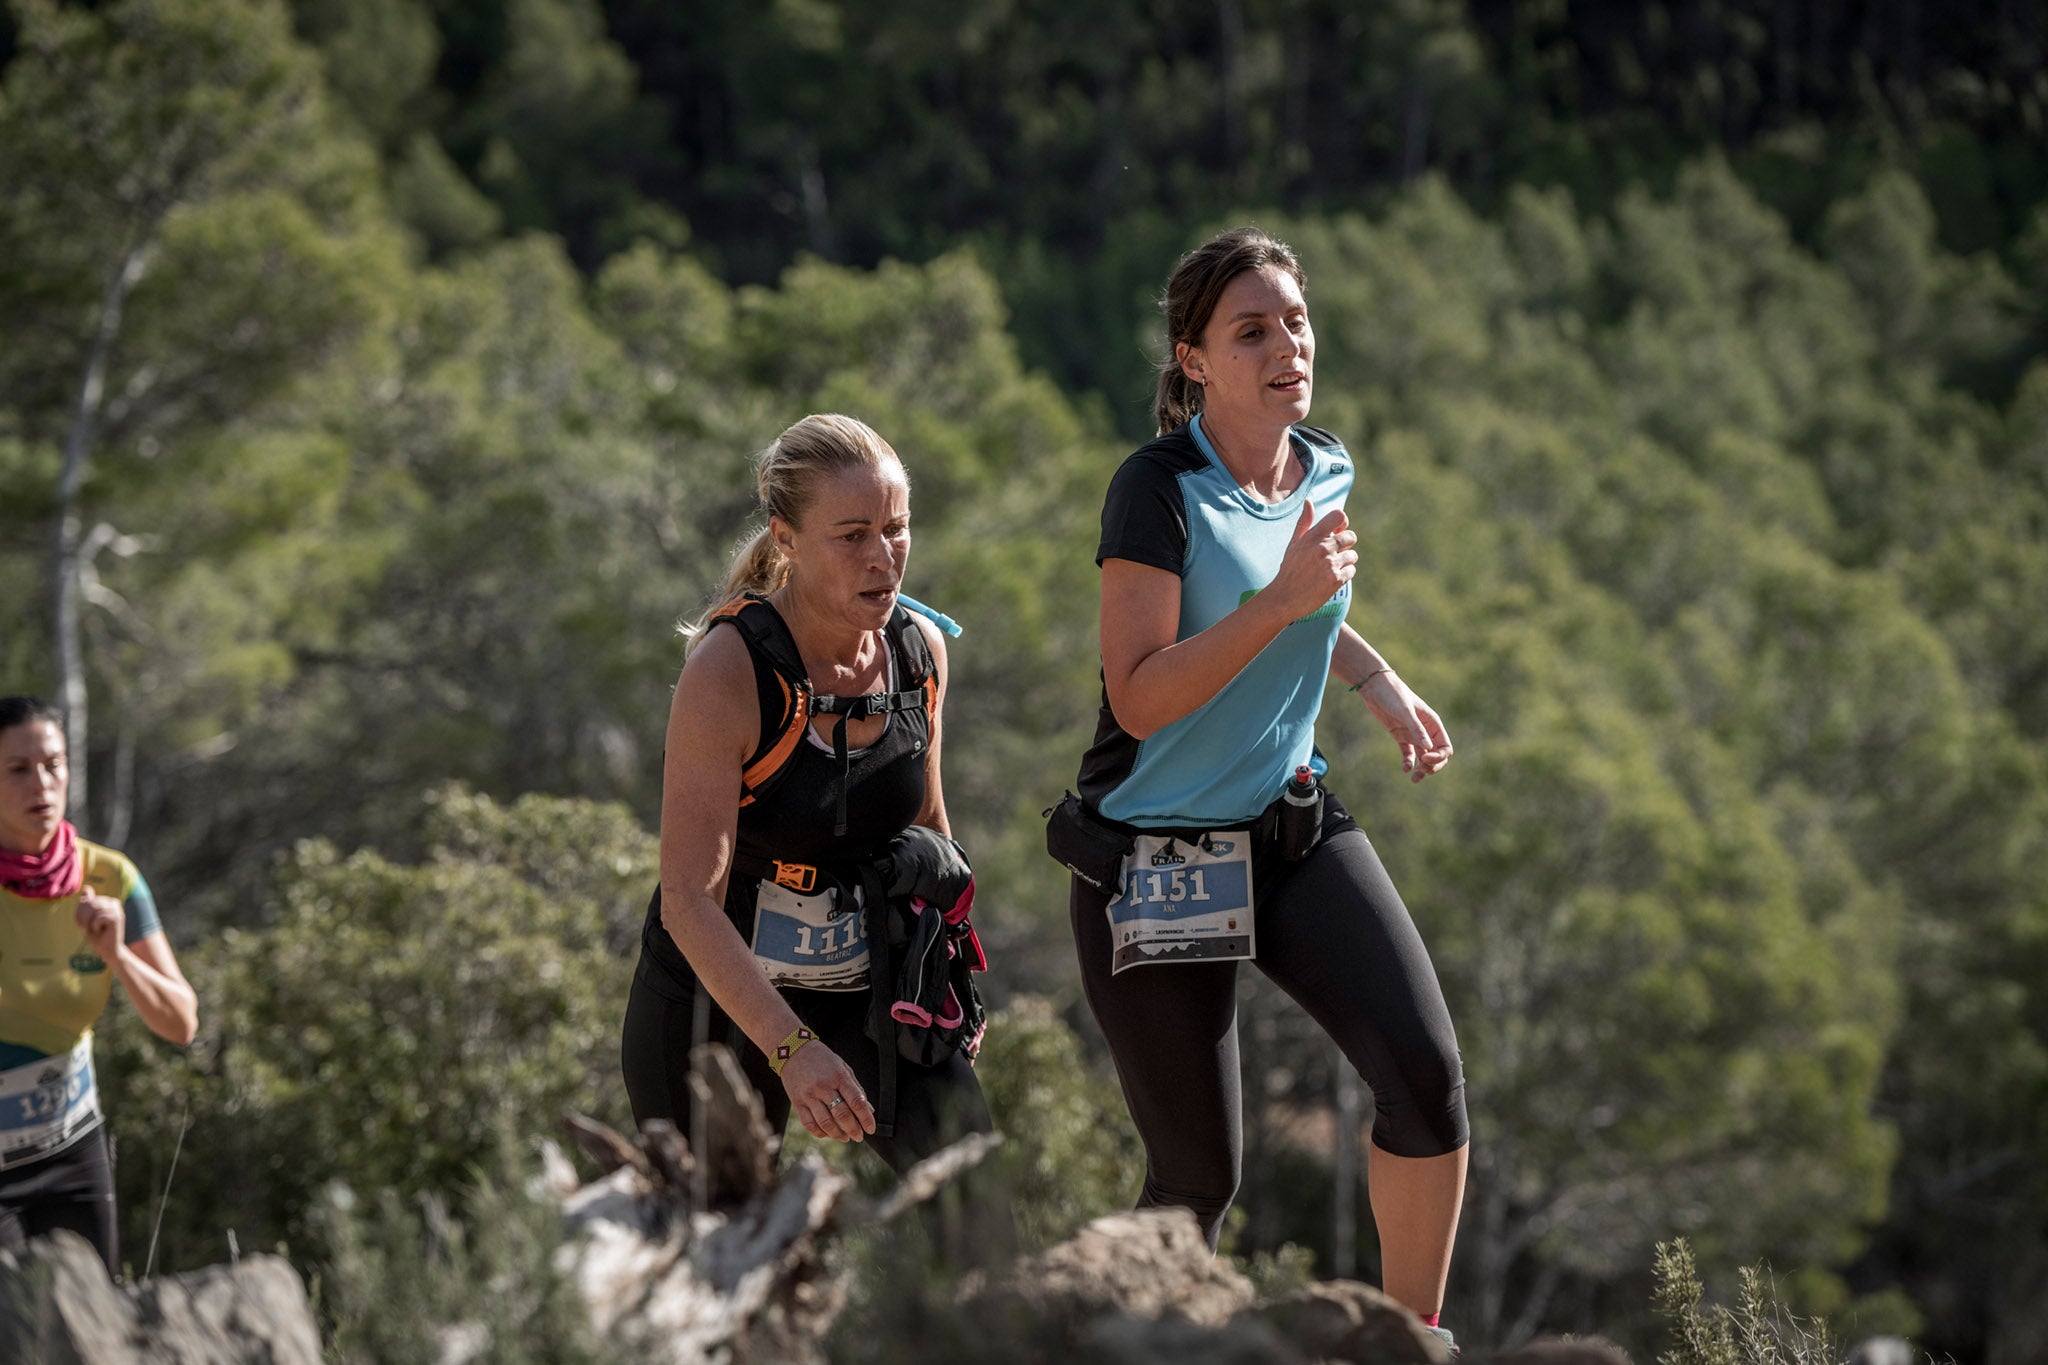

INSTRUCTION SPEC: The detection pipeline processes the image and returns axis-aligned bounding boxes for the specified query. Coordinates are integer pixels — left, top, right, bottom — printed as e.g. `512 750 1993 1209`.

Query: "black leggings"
1071 797 1468 1249
621 958 996 1177
0 1123 118 1276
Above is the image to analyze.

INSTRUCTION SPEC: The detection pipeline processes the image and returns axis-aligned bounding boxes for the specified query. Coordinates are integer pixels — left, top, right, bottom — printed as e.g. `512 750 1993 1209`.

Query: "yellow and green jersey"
0 839 161 1067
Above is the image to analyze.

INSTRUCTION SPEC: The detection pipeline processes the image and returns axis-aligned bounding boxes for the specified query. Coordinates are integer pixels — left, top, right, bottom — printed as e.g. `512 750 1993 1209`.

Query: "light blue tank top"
1081 416 1355 827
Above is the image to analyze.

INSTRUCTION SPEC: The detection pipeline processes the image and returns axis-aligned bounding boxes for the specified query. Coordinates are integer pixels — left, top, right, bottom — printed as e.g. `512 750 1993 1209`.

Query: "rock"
0 1229 323 1364
987 1207 1257 1329
1847 1339 1915 1365
1249 1280 1450 1364
1078 1308 1307 1364
1493 1337 1633 1365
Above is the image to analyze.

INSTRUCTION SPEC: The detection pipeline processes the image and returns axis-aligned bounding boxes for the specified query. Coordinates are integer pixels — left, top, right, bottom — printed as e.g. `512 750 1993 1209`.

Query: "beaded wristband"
768 1026 815 1075
1348 666 1392 693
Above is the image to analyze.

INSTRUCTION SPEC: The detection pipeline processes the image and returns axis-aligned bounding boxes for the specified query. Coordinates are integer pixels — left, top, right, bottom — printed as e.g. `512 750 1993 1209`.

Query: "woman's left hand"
1357 671 1453 783
75 892 125 965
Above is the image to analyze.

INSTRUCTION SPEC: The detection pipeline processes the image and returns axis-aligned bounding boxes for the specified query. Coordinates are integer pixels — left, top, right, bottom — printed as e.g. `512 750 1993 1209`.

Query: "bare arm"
1329 621 1393 690
117 932 197 1044
658 630 798 1054
75 898 197 1045
1102 500 1356 739
659 630 876 1141
1329 622 1455 783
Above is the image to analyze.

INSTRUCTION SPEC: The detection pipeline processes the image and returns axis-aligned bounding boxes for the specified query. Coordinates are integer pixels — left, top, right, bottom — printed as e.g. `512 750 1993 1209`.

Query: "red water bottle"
1277 764 1323 862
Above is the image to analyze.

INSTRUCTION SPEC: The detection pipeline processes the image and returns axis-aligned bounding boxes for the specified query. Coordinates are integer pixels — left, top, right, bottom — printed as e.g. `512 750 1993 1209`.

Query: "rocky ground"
0 1046 1898 1364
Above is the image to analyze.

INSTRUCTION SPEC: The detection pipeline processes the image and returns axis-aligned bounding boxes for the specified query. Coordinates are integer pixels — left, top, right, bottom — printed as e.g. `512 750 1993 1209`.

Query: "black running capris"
0 1121 118 1276
620 956 995 1176
1070 792 1468 1248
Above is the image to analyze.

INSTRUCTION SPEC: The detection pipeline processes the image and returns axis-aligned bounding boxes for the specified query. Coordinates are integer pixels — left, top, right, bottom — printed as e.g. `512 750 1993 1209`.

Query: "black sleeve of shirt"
1096 453 1188 574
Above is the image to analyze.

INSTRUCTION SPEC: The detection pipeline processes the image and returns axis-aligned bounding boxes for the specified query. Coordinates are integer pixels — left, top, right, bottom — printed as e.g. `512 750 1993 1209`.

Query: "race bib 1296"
0 1038 102 1169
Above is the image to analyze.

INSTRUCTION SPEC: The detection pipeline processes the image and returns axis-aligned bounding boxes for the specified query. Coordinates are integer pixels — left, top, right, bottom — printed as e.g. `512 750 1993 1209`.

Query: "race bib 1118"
751 879 870 991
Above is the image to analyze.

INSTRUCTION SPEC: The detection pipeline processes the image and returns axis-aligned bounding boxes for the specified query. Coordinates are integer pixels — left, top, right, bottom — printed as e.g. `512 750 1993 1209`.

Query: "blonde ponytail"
681 524 791 645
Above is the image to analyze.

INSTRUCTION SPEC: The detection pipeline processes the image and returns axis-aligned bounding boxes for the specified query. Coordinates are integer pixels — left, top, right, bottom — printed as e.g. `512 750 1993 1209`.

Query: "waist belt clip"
773 860 817 892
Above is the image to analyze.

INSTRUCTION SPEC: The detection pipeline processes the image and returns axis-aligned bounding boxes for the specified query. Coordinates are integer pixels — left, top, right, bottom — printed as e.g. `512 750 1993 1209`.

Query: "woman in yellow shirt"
0 696 196 1277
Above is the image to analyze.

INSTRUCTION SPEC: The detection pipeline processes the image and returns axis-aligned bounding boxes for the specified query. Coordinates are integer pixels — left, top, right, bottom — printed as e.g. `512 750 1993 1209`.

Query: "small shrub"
314 1142 636 1365
1653 1237 1845 1365
1234 1241 1318 1300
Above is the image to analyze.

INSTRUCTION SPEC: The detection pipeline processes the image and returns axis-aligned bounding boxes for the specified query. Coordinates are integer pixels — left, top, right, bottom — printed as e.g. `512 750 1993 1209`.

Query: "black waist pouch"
1044 791 1134 891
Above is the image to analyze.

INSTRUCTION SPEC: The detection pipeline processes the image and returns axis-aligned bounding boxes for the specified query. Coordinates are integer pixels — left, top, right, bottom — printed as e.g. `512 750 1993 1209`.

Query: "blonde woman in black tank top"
621 415 997 1184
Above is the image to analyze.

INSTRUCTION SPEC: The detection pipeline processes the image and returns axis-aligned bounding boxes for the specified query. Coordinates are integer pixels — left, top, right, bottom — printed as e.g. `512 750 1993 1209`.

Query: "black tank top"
637 605 931 992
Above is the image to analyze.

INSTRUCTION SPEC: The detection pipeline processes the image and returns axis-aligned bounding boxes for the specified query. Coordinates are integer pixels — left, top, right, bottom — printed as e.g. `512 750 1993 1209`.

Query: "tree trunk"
1281 15 1312 202
1215 0 1248 196
50 241 148 825
1773 0 1799 116
1473 1131 1514 1341
105 705 136 850
1400 81 1431 182
1240 973 1270 1251
797 138 836 261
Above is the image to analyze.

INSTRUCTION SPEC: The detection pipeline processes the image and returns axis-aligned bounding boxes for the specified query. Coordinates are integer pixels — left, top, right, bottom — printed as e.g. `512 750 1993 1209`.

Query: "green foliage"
0 0 409 848
5 5 2046 1354
1652 1240 1842 1365
974 997 1144 1249
96 787 652 1273
1654 1240 1740 1365
1233 1241 1319 1302
0 1248 60 1357
0 0 393 436
314 1148 627 1365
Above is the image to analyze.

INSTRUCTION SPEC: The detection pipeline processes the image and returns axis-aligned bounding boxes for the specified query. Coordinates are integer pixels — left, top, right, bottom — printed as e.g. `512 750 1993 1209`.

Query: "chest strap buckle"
773 860 818 893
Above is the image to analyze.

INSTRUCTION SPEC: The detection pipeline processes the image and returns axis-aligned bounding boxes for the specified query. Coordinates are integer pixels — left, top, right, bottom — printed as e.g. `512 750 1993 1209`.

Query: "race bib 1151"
1105 831 1254 974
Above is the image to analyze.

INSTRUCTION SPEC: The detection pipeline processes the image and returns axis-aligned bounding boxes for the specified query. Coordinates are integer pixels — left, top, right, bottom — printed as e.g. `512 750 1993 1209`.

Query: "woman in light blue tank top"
1065 226 1469 1352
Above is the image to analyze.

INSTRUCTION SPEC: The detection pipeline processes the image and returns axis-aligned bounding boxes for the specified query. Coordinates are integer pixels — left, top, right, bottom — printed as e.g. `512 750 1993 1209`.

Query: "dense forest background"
3 0 2046 1360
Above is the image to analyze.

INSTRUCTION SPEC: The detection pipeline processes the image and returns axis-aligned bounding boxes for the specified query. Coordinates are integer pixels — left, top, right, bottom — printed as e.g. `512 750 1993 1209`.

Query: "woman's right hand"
1268 499 1356 619
1102 500 1356 740
779 1040 877 1143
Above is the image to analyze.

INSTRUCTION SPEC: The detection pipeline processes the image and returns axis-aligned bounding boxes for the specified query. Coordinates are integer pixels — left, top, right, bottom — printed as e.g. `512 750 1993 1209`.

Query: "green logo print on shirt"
1240 587 1349 625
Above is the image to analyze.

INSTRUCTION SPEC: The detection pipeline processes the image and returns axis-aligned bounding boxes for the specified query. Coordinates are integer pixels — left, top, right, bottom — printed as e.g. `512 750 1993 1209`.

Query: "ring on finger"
826 1095 845 1109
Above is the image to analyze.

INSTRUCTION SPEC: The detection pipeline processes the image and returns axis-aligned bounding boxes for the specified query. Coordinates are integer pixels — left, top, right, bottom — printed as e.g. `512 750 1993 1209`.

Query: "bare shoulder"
680 621 755 688
671 624 762 751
